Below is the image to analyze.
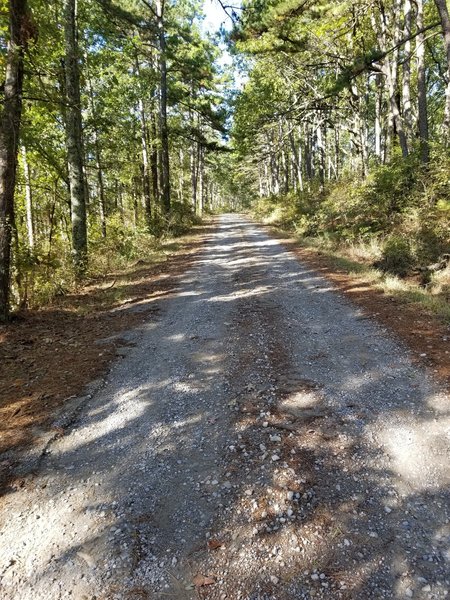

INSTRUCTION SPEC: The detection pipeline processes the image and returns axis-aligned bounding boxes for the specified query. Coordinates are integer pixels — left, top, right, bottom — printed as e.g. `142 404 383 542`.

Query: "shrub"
380 235 414 276
415 206 450 264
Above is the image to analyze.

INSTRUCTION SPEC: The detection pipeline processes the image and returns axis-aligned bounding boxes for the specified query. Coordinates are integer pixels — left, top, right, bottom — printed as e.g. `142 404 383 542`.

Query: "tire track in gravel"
195 216 450 600
0 215 449 600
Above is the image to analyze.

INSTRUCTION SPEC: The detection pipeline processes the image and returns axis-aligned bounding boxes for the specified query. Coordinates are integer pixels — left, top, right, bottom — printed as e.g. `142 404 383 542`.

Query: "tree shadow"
0 215 449 600
0 222 218 494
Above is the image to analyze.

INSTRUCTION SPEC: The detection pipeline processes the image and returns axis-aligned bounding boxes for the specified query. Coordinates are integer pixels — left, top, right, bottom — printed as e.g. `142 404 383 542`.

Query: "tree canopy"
0 0 449 318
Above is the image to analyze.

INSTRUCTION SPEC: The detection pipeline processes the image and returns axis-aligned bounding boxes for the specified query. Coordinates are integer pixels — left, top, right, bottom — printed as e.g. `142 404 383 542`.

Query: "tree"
64 0 88 276
0 0 31 321
417 0 429 163
434 0 450 131
156 0 171 213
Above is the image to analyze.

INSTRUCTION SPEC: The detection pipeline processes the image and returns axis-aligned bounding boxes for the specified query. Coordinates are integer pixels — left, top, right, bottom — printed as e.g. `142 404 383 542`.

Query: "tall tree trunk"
0 0 29 321
198 146 204 217
190 141 198 210
289 129 303 192
134 56 152 227
263 162 269 196
86 61 107 237
417 0 430 163
377 0 409 157
95 134 107 237
156 0 170 213
149 109 159 210
258 168 264 197
434 0 450 131
375 74 383 159
178 148 185 202
21 145 34 248
316 123 325 187
402 0 413 139
139 96 152 226
305 125 313 181
334 124 340 178
351 82 368 177
132 177 139 226
64 0 87 276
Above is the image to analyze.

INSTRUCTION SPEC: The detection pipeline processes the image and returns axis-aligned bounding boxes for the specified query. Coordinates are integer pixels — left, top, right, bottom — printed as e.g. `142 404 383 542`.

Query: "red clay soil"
261 224 450 390
0 225 212 472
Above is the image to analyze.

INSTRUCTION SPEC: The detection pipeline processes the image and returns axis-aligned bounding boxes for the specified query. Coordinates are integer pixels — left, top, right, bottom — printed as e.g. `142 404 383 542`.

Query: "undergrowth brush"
11 208 201 310
252 153 450 322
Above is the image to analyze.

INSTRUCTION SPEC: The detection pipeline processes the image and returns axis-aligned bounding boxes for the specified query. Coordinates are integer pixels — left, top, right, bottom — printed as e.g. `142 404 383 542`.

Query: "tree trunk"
377 0 409 157
304 124 313 182
434 0 450 131
417 0 430 163
351 82 368 177
132 178 139 227
64 0 88 276
150 110 159 210
134 56 152 227
139 97 152 225
190 142 197 210
316 123 325 187
334 125 340 178
86 61 107 237
21 145 34 248
0 0 29 321
178 148 185 202
263 162 269 196
198 146 204 217
386 52 409 157
95 134 107 237
402 0 413 139
375 74 383 159
156 0 171 213
289 129 303 192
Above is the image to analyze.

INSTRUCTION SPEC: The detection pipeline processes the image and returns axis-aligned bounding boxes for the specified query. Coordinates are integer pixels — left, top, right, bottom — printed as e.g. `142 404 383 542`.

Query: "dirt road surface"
1 215 449 599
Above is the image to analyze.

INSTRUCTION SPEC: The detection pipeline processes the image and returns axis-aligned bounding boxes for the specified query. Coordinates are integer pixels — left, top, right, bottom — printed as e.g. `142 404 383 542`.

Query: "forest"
2 3 450 597
0 0 230 321
1 0 450 322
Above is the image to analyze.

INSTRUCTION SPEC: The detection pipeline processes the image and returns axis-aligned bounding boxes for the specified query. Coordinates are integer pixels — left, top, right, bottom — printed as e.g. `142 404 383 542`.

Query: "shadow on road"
1 216 449 600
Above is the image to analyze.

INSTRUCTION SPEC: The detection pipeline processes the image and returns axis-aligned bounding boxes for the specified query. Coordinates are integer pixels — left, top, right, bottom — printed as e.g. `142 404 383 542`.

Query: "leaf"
207 539 222 550
192 574 216 587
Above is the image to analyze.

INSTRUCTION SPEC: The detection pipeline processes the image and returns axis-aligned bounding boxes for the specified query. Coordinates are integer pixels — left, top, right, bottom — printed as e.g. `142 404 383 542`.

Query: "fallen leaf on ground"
193 574 215 587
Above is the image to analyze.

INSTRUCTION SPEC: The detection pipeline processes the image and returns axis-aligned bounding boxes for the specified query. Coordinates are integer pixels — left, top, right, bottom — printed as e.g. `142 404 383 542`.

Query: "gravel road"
1 214 449 600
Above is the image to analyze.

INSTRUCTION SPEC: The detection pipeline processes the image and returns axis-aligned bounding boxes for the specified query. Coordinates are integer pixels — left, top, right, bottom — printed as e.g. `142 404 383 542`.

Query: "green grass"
280 228 450 324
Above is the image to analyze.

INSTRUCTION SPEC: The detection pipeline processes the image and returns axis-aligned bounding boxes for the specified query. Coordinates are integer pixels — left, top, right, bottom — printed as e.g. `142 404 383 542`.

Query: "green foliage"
251 152 450 277
380 236 414 277
4 0 231 314
88 216 161 275
415 205 450 264
158 202 202 237
12 237 74 308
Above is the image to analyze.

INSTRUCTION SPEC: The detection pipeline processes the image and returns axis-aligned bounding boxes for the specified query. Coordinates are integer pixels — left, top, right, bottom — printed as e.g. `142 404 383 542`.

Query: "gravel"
0 214 449 600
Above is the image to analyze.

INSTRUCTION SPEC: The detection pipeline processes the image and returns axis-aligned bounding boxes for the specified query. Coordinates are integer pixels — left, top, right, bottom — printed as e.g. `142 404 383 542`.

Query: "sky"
202 0 237 34
200 0 247 92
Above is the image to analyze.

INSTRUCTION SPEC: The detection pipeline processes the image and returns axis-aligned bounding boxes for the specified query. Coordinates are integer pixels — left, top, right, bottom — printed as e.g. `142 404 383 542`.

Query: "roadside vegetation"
224 0 450 321
0 0 228 320
251 160 450 321
2 0 450 324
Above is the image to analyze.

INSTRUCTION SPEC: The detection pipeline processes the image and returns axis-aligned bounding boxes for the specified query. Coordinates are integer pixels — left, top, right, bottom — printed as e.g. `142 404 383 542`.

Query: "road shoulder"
257 221 450 390
0 221 215 496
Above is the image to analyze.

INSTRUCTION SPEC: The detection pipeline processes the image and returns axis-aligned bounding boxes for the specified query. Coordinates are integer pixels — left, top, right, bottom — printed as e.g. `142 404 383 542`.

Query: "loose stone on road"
0 215 449 599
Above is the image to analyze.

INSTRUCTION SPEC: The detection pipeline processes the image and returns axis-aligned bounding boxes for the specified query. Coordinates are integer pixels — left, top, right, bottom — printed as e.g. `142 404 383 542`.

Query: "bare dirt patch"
0 223 214 492
259 223 450 389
